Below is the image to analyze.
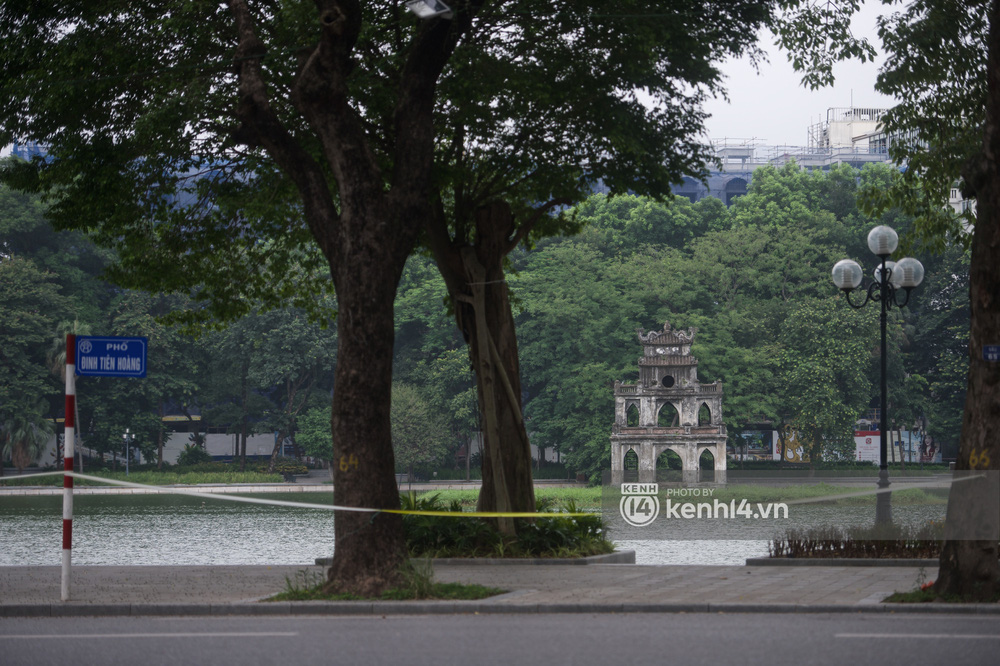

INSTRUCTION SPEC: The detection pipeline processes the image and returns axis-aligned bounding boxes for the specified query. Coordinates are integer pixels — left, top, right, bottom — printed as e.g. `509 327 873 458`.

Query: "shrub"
248 458 308 476
401 492 614 559
177 443 213 466
769 522 946 559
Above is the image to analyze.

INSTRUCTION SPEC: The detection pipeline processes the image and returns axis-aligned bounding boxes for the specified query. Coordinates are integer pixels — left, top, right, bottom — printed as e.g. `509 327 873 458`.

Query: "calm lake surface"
0 492 945 567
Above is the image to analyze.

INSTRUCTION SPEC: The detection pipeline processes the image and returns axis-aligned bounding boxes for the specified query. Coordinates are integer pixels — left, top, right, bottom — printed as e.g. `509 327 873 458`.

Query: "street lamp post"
123 428 133 477
832 225 924 526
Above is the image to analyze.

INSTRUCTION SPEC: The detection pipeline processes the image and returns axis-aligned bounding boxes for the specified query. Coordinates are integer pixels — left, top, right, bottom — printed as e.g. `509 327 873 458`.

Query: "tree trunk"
898 428 906 471
267 430 286 473
323 253 408 597
426 202 536 536
239 422 247 472
157 401 164 471
228 0 456 595
935 0 1000 601
465 434 472 481
239 362 249 472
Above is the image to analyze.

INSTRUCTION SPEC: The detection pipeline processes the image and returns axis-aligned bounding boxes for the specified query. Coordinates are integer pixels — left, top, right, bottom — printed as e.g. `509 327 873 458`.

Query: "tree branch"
229 0 340 257
504 198 572 253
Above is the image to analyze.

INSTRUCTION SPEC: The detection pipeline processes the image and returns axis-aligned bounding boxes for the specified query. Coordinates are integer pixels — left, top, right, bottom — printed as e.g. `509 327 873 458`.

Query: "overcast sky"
702 3 899 147
2 6 901 157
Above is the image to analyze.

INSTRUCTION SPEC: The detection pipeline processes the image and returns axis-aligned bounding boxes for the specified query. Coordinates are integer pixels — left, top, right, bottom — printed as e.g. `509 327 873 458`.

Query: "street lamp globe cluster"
833 226 925 295
831 225 925 526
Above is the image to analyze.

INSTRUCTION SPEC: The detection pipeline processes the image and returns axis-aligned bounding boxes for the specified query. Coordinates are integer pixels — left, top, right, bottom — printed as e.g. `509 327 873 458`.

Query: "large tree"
777 297 880 464
3 0 449 593
0 1 778 591
390 382 450 482
0 256 69 474
861 0 1000 601
420 2 776 527
779 0 1000 599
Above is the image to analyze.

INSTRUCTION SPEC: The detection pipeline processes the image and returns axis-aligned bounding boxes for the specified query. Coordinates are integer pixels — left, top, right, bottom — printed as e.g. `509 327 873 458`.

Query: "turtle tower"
610 321 727 484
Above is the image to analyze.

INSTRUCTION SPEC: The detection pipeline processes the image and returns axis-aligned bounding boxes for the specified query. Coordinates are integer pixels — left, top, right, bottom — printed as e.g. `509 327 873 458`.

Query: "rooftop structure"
674 106 901 207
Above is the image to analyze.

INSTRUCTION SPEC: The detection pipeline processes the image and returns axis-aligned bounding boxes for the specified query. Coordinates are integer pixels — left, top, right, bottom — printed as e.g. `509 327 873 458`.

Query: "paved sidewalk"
2 562 996 617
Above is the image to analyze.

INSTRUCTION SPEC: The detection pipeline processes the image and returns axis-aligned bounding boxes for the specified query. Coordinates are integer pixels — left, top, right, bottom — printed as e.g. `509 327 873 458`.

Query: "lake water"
0 494 337 567
0 492 945 567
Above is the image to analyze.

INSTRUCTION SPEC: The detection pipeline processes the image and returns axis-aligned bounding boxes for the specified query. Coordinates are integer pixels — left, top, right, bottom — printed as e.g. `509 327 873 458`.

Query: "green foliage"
0 469 284 486
862 0 988 251
164 458 309 476
241 305 337 441
128 470 284 485
907 246 971 458
176 443 212 466
420 487 604 511
0 1 775 322
259 458 308 476
0 182 111 324
773 0 877 89
295 406 333 462
391 383 452 477
568 193 723 255
514 239 650 483
512 498 610 557
400 492 614 559
777 297 881 462
1 402 53 471
0 157 968 483
0 256 69 425
515 161 967 480
401 493 500 557
195 306 336 469
774 0 985 253
0 251 67 471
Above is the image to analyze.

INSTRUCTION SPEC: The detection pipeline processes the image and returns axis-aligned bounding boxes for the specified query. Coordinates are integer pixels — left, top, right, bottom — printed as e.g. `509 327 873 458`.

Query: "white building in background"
673 105 976 219
808 106 888 153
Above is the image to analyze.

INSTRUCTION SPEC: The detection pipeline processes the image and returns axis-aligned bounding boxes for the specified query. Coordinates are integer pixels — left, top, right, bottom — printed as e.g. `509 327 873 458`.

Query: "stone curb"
315 550 637 567
4 600 998 618
745 558 940 567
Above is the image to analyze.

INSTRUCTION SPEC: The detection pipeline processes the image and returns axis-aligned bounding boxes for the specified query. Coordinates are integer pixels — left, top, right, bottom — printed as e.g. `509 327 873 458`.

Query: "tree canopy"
778 0 999 601
0 0 782 594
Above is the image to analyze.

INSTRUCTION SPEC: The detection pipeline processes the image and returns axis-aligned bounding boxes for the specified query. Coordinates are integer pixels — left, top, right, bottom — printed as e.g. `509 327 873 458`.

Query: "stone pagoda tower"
610 322 727 483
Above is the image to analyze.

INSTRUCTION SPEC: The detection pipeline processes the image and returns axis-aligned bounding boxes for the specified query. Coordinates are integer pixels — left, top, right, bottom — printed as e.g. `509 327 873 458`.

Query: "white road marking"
0 632 299 640
837 633 1000 640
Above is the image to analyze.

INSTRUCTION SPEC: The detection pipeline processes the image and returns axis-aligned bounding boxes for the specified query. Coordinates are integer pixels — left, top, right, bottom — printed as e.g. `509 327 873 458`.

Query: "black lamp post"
832 225 924 526
123 428 134 477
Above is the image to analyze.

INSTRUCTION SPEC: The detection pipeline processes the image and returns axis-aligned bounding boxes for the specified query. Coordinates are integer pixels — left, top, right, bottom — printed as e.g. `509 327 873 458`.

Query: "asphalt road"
2 612 997 666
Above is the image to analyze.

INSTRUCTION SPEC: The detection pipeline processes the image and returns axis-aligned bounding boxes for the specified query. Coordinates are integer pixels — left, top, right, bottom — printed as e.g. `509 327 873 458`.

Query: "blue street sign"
75 336 147 378
985 345 1000 362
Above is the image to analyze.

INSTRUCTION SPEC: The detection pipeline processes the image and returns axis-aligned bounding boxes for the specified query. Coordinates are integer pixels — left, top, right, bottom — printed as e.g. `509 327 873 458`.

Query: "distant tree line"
0 161 968 480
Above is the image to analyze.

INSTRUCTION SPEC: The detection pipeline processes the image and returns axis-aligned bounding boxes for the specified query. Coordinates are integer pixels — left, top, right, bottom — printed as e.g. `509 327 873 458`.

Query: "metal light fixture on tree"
405 0 453 19
831 224 925 526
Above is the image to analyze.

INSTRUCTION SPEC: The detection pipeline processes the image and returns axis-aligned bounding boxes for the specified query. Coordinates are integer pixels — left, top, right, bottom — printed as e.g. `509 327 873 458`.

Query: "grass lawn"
885 588 1000 603
415 483 947 512
269 581 506 602
267 566 505 602
0 469 285 486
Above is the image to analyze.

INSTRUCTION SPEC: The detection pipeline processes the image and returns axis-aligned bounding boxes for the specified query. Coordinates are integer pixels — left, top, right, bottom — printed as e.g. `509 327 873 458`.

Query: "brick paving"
0 561 956 615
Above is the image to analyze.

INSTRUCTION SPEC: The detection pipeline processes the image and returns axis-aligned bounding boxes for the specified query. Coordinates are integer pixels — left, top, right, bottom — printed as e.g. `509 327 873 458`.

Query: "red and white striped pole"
62 333 75 601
